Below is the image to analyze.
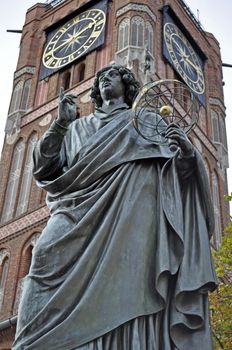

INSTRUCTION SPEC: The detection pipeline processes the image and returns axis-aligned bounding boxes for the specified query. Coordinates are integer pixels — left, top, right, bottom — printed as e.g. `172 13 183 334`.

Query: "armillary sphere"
132 79 199 151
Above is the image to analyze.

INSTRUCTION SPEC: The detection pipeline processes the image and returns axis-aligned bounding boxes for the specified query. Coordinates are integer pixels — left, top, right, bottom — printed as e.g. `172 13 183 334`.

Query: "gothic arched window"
146 22 154 55
212 172 221 249
9 81 23 115
118 18 130 51
1 139 25 223
0 250 9 309
16 133 38 216
131 16 144 47
20 79 32 111
211 110 220 143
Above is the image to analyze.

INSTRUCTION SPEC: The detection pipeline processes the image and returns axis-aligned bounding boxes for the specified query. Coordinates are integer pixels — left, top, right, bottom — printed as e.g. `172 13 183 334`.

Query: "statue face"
98 68 125 102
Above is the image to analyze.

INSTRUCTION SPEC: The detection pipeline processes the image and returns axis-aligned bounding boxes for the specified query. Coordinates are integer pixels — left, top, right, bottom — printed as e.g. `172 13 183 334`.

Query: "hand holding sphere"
132 79 199 154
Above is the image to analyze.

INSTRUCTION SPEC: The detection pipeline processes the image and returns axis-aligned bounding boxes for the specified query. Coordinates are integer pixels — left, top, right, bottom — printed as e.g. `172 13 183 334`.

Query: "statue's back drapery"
13 68 217 350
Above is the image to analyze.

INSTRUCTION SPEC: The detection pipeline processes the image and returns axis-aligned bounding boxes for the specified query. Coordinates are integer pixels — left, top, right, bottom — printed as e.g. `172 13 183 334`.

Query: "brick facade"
0 0 229 347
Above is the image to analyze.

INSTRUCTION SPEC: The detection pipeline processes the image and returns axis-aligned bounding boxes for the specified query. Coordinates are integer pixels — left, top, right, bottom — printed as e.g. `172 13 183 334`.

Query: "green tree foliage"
210 194 232 349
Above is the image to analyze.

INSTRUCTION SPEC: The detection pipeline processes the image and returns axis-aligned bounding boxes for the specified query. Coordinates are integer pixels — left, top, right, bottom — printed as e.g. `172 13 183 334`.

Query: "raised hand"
165 123 194 156
57 87 78 127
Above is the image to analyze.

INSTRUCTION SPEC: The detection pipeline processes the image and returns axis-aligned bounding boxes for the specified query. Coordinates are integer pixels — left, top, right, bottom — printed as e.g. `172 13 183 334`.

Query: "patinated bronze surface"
13 65 217 350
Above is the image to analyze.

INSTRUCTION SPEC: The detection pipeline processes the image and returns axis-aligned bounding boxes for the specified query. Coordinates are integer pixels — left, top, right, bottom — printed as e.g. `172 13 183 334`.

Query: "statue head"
90 64 140 108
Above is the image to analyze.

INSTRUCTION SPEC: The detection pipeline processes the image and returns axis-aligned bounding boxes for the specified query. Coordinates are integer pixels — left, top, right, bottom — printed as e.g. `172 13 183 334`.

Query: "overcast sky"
0 0 232 196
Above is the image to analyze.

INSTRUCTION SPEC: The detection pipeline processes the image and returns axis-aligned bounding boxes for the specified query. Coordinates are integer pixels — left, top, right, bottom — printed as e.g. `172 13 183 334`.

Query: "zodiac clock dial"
42 8 106 71
163 22 205 95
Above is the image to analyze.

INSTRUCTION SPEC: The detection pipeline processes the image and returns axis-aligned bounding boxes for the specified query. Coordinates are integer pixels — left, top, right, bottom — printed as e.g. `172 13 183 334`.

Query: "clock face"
42 8 106 70
164 22 205 95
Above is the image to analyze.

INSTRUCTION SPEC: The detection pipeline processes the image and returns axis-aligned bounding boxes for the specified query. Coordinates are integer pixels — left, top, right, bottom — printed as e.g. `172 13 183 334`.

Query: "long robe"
13 105 217 350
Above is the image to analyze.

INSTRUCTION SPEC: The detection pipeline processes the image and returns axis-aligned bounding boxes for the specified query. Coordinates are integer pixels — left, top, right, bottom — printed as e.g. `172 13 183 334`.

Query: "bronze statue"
13 65 217 350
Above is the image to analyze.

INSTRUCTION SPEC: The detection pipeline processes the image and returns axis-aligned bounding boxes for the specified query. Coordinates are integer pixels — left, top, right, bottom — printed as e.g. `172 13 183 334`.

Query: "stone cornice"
0 206 49 241
116 3 156 22
14 66 36 80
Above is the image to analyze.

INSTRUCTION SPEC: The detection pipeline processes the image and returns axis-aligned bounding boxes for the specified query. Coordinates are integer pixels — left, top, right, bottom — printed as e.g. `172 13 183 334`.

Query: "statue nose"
103 75 110 82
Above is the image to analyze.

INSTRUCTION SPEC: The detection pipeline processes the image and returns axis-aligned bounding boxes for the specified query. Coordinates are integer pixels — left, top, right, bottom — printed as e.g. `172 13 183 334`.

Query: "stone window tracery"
116 16 155 75
20 78 32 111
1 139 25 223
131 16 144 47
211 110 220 143
9 81 23 115
118 18 130 51
9 79 32 116
220 116 228 150
16 133 38 216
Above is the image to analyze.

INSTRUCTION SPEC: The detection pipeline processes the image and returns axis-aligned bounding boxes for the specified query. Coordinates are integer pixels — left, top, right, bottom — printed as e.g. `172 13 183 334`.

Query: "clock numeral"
44 55 54 65
83 44 90 50
72 16 81 25
54 59 62 67
170 52 177 62
59 27 67 34
69 53 75 62
95 19 105 26
91 30 102 39
165 36 171 45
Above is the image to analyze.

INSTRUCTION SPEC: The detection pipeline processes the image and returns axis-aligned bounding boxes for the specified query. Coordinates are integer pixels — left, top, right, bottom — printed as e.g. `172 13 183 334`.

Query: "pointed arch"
131 16 144 47
118 18 130 51
16 132 38 216
20 78 32 111
9 81 23 115
1 138 25 223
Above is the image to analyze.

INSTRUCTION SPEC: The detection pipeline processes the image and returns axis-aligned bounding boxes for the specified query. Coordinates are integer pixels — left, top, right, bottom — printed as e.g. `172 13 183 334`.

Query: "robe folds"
13 106 217 350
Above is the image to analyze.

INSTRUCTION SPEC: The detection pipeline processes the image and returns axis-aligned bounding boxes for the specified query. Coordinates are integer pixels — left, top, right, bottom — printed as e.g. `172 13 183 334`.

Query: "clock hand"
172 37 186 57
184 57 202 73
172 38 202 73
50 22 94 54
71 22 94 41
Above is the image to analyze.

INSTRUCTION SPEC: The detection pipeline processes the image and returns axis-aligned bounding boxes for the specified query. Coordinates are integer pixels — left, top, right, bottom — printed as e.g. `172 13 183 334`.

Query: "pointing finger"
59 87 65 101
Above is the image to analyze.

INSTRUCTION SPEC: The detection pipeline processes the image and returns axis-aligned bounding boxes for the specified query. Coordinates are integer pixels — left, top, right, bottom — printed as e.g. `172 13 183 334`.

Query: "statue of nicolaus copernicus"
13 65 217 350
